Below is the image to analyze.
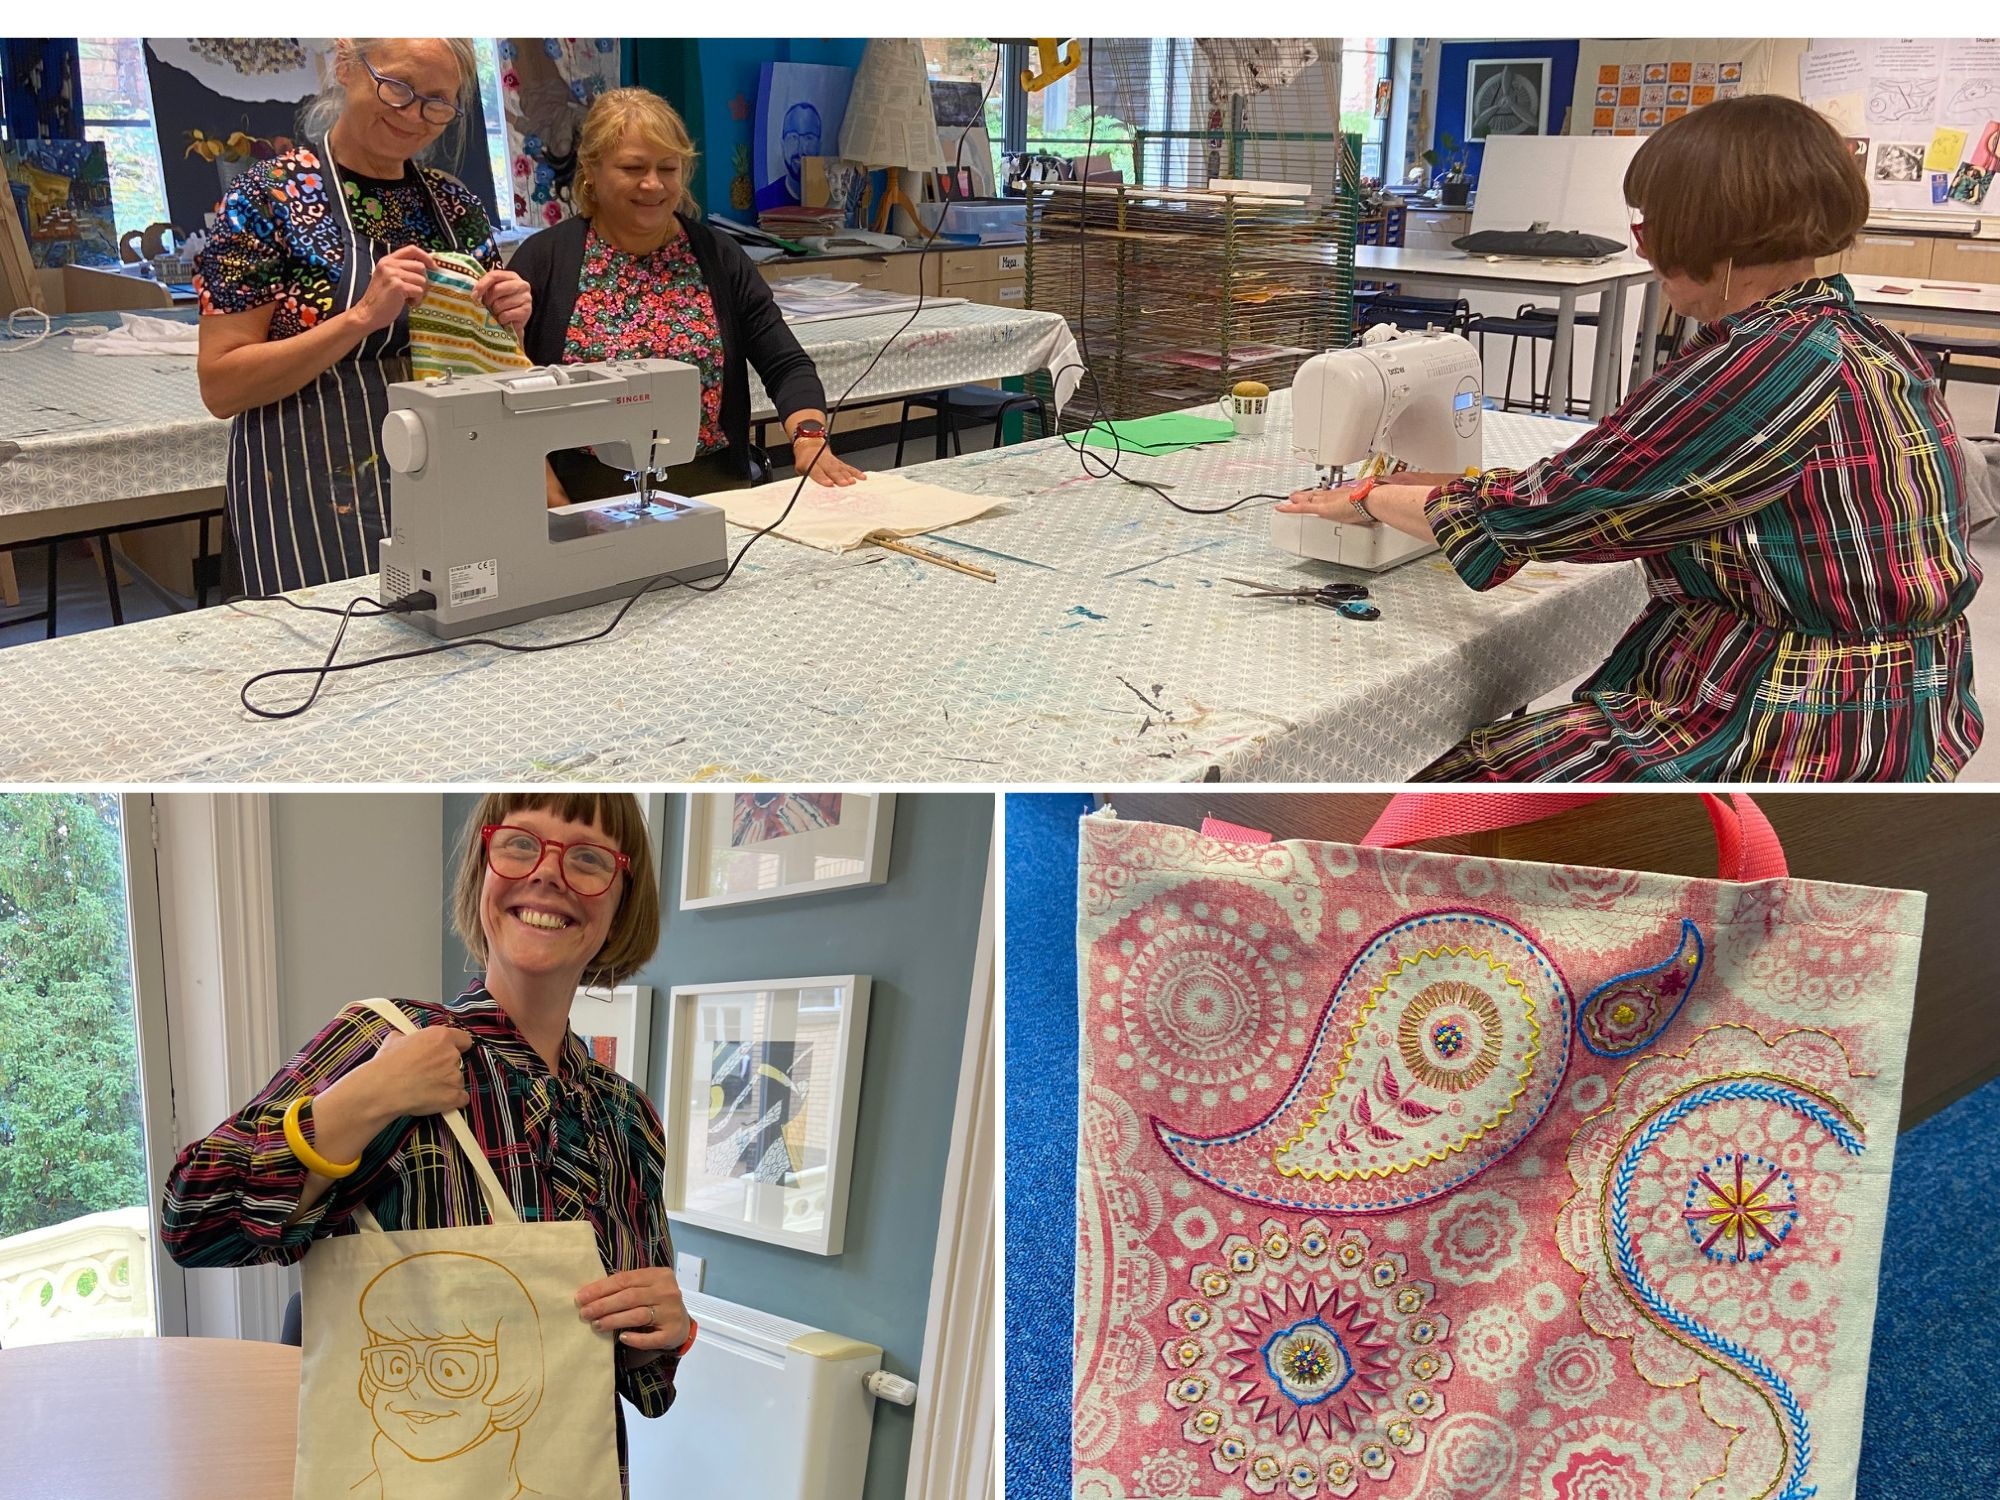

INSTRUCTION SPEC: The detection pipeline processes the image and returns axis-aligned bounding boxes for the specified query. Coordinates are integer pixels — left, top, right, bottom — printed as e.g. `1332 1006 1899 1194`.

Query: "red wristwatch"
791 419 828 441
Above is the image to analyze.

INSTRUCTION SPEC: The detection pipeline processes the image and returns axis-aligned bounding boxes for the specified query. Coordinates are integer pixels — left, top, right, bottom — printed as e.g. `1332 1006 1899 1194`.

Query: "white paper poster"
1800 38 2000 213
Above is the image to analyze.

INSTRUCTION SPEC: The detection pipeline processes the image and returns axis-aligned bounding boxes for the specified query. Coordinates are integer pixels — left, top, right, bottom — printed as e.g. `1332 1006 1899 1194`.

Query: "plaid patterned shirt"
1422 275 1982 781
161 983 677 1489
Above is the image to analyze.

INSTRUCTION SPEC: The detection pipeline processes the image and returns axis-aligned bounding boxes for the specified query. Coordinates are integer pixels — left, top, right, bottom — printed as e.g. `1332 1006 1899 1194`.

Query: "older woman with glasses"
163 793 687 1496
194 38 532 596
1278 95 1982 781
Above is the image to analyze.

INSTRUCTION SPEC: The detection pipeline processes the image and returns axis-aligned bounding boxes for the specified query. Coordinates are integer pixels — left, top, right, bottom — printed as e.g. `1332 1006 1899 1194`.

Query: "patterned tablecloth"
0 303 1082 519
0 397 1646 783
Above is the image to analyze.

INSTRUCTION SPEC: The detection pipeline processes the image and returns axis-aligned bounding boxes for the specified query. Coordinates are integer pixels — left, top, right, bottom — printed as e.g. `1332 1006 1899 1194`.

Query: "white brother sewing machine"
1273 328 1483 571
377 360 728 638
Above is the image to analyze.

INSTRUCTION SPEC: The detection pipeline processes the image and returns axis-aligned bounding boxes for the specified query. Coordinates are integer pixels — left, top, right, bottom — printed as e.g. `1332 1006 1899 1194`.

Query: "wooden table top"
0 1336 299 1500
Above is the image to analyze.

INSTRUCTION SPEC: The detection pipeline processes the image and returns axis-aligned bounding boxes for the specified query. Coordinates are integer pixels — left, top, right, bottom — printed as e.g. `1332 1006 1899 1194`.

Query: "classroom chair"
894 384 1049 464
1909 334 2000 434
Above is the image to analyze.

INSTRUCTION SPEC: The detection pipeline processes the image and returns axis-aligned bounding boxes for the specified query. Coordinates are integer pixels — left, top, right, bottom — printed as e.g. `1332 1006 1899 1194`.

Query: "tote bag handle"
344 998 520 1229
1357 792 1787 882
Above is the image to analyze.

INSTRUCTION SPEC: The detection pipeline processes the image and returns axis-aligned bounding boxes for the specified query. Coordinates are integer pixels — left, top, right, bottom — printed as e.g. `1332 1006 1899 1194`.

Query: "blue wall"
1435 40 1581 183
441 792 991 1500
631 39 867 220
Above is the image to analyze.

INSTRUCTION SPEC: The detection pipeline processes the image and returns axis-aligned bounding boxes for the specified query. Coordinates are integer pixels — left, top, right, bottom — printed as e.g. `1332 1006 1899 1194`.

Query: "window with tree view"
1341 38 1392 181
921 39 1006 186
76 38 170 240
0 794 157 1344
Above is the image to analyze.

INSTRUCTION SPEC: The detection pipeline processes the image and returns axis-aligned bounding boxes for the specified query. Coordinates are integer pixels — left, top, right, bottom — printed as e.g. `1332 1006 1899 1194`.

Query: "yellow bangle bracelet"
283 1094 361 1179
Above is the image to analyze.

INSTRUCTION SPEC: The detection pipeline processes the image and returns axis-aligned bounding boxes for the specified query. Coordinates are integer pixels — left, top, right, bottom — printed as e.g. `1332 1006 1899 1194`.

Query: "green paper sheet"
1077 413 1238 456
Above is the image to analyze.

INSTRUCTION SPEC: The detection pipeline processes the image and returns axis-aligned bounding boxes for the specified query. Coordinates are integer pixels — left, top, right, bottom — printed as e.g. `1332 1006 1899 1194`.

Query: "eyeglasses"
361 55 462 126
482 824 630 897
363 1337 497 1398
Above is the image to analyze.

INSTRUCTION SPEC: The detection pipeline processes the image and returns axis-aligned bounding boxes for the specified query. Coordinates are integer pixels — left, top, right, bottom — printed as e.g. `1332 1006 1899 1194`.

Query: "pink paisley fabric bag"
1072 794 1923 1500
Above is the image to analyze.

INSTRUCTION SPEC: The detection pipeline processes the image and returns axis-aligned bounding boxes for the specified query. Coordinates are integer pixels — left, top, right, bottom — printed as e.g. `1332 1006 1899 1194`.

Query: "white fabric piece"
710 470 1005 552
1196 39 1321 99
69 313 198 357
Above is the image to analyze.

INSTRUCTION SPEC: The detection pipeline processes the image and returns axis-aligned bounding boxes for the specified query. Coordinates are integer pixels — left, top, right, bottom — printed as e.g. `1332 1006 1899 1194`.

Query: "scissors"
1225 577 1382 620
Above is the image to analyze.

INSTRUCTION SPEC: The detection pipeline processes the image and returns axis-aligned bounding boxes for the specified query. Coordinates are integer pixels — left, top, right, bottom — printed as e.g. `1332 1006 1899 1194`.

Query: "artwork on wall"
143 41 501 234
681 791 894 909
1586 52 1745 137
753 61 853 213
498 38 620 231
568 984 652 1085
663 976 871 1254
2 40 82 141
1466 58 1550 140
2 140 117 267
1874 143 1926 183
146 38 331 103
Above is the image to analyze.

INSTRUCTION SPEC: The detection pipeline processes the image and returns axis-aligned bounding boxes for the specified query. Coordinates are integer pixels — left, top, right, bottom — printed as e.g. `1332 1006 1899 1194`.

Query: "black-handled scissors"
1226 577 1382 620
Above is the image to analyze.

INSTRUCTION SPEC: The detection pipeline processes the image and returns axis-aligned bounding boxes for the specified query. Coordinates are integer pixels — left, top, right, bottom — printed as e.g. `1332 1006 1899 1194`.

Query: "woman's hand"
577 1265 690 1353
353 1024 474 1119
793 435 865 487
1275 486 1376 525
352 244 436 335
475 268 533 334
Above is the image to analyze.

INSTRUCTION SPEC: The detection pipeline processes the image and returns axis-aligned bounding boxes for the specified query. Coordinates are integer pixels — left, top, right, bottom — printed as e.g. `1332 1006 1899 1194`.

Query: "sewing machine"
376 360 728 638
1273 329 1483 571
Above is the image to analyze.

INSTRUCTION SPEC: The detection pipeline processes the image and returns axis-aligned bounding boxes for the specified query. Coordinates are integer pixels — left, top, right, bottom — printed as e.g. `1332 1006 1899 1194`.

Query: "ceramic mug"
1218 381 1270 436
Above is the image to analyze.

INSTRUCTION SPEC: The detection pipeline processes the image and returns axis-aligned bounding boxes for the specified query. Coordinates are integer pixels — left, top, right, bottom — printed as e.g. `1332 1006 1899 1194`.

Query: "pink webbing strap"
1199 815 1274 845
1358 792 1787 882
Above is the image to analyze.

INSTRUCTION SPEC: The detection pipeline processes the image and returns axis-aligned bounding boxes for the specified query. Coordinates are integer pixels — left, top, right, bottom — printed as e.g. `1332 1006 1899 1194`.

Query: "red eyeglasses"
481 824 630 897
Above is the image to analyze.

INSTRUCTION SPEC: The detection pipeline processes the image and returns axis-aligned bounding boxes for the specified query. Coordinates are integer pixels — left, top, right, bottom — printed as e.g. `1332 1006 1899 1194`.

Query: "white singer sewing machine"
1273 328 1483 571
376 360 728 638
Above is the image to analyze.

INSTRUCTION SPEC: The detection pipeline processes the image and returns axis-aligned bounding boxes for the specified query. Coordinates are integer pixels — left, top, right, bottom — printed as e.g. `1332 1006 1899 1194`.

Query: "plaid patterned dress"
161 984 676 1492
1418 276 1983 781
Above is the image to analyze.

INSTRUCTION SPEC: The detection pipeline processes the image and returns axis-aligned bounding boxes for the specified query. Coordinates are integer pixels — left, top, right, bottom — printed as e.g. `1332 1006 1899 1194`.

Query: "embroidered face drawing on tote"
354 1252 545 1497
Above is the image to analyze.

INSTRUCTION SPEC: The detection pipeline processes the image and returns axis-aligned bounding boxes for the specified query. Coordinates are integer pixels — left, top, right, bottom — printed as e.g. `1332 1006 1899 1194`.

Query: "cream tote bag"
293 999 621 1500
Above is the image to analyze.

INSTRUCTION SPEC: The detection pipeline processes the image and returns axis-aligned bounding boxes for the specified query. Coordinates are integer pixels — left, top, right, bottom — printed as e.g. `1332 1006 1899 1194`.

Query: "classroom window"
921 38 1006 187
0 794 160 1344
76 37 170 241
1341 37 1392 180
470 39 514 231
1019 40 1146 185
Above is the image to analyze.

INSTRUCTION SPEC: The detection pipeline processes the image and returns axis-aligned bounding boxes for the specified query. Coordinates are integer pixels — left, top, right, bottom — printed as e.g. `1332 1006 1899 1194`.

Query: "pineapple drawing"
730 145 754 213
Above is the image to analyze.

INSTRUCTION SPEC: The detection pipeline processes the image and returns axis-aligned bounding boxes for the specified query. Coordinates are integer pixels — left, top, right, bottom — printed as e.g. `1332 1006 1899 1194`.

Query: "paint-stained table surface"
0 395 1646 782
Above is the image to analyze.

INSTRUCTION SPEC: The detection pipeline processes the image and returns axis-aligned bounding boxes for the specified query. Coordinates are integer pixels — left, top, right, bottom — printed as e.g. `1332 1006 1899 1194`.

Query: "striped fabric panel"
1416 275 1983 782
160 986 676 1488
409 250 532 376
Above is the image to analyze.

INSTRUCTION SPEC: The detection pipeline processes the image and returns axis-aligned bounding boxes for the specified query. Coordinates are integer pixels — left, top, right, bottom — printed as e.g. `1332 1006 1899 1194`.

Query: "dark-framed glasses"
361 55 462 126
482 824 630 896
362 1337 497 1397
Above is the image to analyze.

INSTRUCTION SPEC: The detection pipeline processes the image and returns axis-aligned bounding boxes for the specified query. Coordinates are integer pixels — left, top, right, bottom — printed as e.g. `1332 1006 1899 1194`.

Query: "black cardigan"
509 212 828 478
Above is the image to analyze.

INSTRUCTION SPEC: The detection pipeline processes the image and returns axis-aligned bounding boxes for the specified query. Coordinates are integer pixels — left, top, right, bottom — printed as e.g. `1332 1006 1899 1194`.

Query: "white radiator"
624 1289 883 1500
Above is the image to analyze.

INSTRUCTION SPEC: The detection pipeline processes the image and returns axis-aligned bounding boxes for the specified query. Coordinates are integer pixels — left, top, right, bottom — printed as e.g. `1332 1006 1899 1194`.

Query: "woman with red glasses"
1279 94 1981 781
162 793 684 1495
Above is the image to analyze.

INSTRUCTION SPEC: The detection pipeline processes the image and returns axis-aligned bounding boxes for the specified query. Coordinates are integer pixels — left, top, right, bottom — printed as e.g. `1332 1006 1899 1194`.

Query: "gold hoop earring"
1722 258 1734 305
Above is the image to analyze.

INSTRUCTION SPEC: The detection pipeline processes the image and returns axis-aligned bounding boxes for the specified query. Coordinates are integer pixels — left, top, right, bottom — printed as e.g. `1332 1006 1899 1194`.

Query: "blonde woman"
510 87 863 499
194 38 531 594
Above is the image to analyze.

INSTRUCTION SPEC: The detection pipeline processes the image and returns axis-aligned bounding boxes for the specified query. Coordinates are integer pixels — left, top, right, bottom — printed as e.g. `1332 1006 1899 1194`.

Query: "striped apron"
225 141 462 597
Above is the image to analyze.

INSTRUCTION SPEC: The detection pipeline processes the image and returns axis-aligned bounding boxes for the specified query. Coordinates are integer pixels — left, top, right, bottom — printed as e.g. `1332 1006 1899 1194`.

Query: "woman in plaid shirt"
162 792 681 1492
1280 96 1982 780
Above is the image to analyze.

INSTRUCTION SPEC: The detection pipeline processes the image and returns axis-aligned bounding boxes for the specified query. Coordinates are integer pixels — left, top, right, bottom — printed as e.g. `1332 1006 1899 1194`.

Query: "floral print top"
564 226 727 454
194 147 498 341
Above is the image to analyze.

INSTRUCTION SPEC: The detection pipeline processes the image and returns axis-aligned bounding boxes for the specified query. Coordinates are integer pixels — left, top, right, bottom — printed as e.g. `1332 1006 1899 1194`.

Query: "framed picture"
1466 58 1551 141
569 984 652 1085
662 976 872 1255
679 792 895 910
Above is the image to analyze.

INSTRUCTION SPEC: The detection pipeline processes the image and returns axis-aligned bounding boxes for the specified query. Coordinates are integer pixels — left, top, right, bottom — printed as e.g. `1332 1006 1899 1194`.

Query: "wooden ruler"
870 534 996 581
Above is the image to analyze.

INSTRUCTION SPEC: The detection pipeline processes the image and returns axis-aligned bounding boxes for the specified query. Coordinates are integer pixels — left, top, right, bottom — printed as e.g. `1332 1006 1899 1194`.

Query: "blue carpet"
1003 792 2000 1500
1005 794 1091 1500
1858 1071 2000 1498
